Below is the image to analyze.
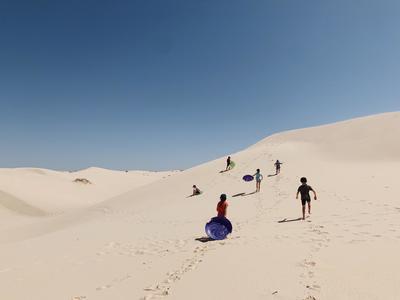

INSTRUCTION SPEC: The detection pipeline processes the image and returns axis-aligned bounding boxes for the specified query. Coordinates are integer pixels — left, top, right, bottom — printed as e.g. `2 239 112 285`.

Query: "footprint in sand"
142 242 223 299
349 239 366 244
96 284 112 291
306 284 320 291
304 260 316 267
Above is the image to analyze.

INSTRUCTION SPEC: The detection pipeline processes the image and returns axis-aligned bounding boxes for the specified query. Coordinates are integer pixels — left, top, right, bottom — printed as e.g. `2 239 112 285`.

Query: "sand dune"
0 168 177 235
0 112 399 300
0 167 176 215
0 190 47 217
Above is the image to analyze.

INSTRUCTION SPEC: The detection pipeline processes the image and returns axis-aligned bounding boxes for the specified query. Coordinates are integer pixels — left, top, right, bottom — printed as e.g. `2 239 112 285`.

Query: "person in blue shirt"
253 169 264 192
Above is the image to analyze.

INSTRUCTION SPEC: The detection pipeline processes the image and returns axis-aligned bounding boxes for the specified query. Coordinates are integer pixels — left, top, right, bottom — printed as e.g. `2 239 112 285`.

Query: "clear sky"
0 0 399 171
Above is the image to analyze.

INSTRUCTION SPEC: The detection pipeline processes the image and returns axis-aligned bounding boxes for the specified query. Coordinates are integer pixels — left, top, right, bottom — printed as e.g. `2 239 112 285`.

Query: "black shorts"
301 198 311 206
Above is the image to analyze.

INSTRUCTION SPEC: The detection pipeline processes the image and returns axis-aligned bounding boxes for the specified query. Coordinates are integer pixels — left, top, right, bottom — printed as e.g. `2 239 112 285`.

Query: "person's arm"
296 188 300 199
311 188 317 200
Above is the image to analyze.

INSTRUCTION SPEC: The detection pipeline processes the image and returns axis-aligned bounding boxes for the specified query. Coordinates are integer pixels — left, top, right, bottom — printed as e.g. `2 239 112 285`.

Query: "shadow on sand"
186 192 203 198
277 217 302 223
232 192 246 197
195 237 214 243
232 191 257 197
268 174 278 177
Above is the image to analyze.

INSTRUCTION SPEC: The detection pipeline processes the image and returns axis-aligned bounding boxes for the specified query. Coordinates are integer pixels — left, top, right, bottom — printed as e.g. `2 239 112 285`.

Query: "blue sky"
0 0 399 170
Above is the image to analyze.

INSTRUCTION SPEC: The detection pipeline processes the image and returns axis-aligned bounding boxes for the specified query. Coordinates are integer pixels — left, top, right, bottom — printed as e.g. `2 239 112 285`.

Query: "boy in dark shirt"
296 177 317 220
274 160 283 175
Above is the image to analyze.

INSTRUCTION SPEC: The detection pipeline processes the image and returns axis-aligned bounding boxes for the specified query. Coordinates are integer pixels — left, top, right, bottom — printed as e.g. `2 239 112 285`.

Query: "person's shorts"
301 198 311 206
256 179 262 183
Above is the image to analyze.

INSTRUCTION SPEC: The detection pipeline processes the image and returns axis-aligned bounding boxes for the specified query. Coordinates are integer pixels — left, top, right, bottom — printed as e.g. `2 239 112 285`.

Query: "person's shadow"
232 191 257 197
195 237 214 243
277 217 302 223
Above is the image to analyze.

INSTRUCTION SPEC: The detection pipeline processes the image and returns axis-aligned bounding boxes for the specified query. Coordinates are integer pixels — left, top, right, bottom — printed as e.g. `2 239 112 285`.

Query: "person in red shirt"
216 194 228 217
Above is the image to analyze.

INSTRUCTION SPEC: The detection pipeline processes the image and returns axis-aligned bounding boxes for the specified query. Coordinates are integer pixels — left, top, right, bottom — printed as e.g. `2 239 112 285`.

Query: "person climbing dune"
253 169 263 192
296 177 317 220
226 156 231 171
274 160 283 175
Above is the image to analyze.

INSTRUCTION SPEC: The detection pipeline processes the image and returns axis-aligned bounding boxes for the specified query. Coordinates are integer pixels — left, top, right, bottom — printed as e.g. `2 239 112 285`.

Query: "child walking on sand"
296 177 317 220
253 169 263 192
226 156 231 171
217 194 228 217
274 160 283 175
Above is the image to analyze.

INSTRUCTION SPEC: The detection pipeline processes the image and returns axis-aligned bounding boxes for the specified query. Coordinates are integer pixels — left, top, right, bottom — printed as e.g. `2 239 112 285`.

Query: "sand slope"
0 112 399 300
0 167 175 215
0 168 176 235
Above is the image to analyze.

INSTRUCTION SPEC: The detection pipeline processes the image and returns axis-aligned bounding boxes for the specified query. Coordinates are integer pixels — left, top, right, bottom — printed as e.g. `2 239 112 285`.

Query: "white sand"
0 112 399 300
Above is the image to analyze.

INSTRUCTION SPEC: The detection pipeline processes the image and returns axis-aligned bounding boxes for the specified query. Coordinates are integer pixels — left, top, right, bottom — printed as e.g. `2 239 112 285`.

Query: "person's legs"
301 199 306 220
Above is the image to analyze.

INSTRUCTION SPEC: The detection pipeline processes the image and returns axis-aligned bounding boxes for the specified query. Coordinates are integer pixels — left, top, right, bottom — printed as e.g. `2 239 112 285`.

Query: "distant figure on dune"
226 156 232 171
192 185 201 196
217 194 228 217
296 177 317 220
253 169 263 192
274 160 283 175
